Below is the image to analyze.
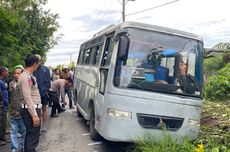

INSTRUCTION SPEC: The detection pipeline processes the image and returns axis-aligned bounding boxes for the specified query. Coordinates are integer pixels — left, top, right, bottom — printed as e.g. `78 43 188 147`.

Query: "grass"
129 132 195 152
129 101 230 152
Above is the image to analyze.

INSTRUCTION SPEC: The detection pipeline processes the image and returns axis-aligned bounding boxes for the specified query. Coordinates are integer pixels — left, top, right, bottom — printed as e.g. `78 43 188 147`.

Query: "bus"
73 21 204 142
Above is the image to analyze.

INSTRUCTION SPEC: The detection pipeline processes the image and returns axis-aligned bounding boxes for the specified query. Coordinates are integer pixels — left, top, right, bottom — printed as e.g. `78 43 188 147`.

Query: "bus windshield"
114 28 204 97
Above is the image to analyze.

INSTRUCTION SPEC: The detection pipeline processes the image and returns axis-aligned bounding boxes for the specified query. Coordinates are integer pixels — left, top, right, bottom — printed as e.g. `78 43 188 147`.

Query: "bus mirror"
118 35 129 60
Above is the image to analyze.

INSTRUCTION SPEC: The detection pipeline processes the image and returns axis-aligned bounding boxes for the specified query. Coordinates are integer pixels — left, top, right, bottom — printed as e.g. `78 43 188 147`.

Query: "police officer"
49 78 71 117
18 54 41 152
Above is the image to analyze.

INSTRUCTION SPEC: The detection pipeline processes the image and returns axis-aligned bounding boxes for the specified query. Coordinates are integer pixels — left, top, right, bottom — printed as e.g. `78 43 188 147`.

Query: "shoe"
50 114 59 117
12 149 17 152
0 140 7 146
2 138 10 143
41 126 47 132
5 129 10 135
21 148 24 152
17 133 22 138
58 109 65 113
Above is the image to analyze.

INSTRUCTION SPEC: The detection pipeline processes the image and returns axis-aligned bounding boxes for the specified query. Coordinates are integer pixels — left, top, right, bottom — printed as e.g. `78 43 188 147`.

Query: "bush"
130 132 195 152
205 63 230 101
204 55 224 78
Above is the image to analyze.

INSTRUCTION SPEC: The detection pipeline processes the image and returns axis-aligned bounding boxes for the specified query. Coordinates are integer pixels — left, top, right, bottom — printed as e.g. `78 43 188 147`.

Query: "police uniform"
49 79 66 116
18 71 41 152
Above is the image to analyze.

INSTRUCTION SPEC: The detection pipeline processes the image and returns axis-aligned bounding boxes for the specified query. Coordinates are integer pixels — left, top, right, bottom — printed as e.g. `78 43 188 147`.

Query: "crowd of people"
0 54 75 152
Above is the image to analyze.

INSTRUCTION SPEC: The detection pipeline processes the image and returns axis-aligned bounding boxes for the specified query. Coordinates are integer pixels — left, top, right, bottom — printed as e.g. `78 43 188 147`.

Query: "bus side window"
77 50 84 65
89 45 103 66
99 69 108 94
101 36 114 67
83 49 91 64
89 47 96 65
95 45 103 65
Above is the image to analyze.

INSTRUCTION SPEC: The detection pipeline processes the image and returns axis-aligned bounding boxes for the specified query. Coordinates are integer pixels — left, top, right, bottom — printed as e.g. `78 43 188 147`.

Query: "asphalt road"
0 107 133 152
37 108 133 152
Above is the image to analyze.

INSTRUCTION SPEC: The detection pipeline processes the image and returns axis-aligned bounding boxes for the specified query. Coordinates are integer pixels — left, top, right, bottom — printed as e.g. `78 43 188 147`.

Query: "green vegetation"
130 132 195 152
0 0 60 68
199 101 230 150
205 63 230 101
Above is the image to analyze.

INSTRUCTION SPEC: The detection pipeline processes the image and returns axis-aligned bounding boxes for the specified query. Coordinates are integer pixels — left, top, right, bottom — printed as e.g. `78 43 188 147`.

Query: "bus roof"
82 21 203 48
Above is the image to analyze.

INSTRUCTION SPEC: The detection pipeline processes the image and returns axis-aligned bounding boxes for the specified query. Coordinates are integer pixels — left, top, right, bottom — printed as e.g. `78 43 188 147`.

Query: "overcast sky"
44 0 230 67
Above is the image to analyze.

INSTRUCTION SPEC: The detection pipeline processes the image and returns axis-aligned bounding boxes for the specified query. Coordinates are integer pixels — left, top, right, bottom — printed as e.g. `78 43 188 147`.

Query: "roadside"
37 107 131 152
199 101 230 147
0 106 132 152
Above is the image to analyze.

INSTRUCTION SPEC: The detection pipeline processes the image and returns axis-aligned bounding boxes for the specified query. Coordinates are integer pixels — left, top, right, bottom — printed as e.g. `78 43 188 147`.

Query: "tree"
0 0 60 68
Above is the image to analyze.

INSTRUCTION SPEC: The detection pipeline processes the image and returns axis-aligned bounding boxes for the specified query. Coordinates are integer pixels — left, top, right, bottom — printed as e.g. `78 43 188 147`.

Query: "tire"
89 106 101 140
76 105 83 118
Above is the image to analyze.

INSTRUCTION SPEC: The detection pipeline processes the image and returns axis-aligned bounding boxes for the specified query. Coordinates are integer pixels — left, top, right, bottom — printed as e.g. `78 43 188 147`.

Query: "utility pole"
122 0 125 22
122 0 135 22
68 52 72 64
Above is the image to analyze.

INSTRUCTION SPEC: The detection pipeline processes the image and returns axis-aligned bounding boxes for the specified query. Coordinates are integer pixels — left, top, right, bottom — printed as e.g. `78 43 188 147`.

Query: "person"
49 78 72 117
0 89 7 146
60 67 73 109
179 60 187 76
52 68 60 81
18 54 41 152
9 65 26 152
0 66 10 145
33 54 51 132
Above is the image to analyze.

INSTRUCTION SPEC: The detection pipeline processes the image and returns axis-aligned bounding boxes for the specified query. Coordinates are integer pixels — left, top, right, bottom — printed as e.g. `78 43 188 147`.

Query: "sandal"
0 140 7 146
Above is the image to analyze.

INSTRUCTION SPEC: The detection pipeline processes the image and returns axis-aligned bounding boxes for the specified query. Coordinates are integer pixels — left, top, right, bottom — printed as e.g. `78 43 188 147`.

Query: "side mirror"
117 35 129 61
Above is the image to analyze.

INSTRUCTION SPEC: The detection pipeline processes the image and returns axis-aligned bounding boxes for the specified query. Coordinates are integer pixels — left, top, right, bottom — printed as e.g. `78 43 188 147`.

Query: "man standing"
0 67 10 145
0 88 7 146
60 67 73 109
33 54 51 132
49 78 71 117
9 65 26 152
18 54 41 152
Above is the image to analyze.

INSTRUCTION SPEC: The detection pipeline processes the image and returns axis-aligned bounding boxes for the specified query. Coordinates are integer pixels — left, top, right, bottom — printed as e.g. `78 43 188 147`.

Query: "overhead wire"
126 0 180 17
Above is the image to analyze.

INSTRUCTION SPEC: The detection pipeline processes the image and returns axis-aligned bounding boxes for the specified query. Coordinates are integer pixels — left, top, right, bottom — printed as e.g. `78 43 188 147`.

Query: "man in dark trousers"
18 54 41 152
0 89 7 146
33 54 51 132
0 66 10 145
49 78 72 117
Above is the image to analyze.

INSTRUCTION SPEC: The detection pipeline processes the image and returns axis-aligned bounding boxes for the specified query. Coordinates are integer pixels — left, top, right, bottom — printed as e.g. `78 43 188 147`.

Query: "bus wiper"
187 74 200 92
178 74 200 95
128 82 145 90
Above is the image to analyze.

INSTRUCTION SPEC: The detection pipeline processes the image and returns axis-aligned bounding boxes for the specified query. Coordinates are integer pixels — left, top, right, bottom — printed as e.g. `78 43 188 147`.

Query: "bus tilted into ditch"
73 21 204 142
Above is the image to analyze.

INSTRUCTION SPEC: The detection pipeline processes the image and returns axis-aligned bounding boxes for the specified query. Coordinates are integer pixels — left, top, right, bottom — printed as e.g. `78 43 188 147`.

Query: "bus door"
95 35 114 120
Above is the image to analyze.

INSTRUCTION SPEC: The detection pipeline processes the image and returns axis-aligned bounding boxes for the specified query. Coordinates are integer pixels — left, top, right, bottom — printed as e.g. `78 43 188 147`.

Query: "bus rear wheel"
90 106 101 140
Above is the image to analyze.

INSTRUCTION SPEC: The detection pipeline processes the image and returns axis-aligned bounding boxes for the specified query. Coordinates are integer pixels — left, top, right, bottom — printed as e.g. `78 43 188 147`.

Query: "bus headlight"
188 119 200 127
107 108 132 119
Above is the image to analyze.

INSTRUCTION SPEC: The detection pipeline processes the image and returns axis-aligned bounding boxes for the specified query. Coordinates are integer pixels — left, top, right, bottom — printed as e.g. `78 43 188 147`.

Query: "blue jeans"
10 116 26 151
65 88 73 108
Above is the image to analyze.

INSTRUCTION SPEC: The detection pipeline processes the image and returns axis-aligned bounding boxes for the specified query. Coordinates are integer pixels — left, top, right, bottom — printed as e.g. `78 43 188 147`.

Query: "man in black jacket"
0 89 7 146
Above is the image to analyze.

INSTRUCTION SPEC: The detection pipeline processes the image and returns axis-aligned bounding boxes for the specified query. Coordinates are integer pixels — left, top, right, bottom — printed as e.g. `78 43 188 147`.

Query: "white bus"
73 22 204 142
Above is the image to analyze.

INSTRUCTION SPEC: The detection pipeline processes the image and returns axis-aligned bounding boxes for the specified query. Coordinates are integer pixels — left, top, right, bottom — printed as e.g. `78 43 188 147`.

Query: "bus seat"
144 73 155 82
155 66 169 82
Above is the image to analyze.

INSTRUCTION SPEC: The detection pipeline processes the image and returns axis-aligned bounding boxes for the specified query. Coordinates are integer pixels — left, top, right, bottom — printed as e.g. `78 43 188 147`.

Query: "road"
0 107 133 152
38 108 132 152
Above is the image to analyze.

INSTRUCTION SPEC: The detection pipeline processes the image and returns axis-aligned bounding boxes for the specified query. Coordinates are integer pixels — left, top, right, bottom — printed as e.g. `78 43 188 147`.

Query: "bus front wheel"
90 106 101 140
76 106 83 117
